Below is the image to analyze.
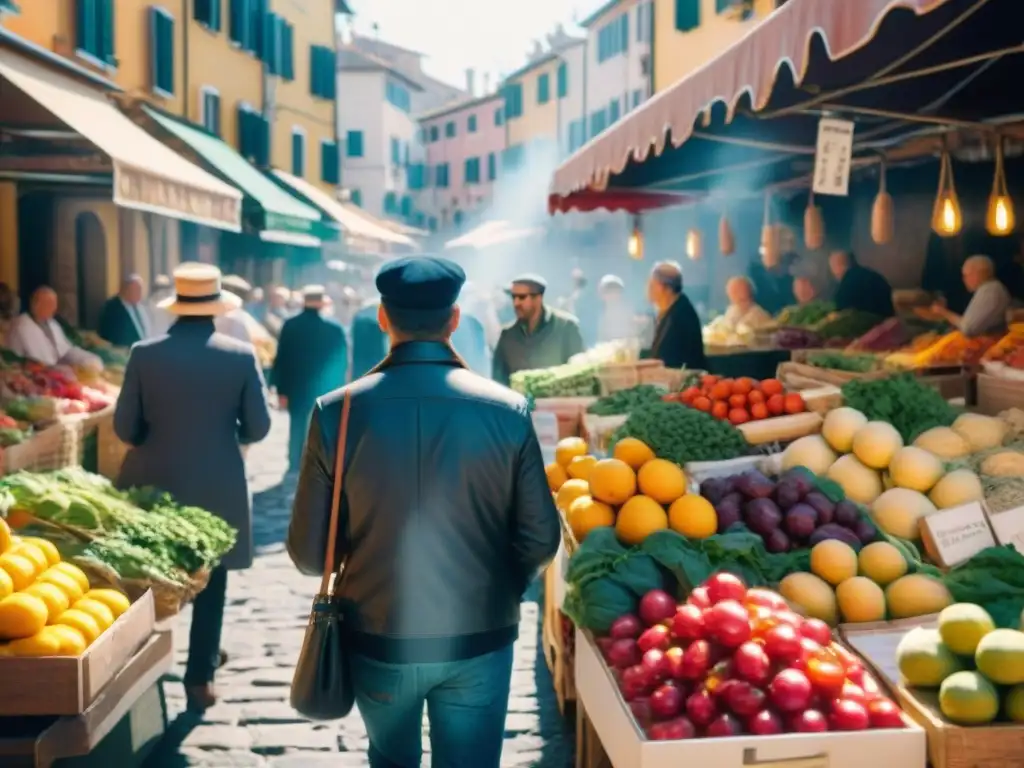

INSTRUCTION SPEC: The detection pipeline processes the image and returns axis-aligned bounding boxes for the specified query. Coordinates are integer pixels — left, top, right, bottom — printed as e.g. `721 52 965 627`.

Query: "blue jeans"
351 643 515 768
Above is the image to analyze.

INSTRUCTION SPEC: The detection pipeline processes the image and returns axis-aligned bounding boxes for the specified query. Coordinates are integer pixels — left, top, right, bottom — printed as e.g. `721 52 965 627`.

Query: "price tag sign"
812 117 855 197
920 502 996 568
988 505 1024 553
743 749 828 768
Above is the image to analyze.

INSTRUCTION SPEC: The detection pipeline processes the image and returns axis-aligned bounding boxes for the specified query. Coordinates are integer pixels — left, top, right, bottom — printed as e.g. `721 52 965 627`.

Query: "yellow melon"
0 552 37 592
73 598 115 631
24 582 71 623
37 568 85 603
6 628 62 657
54 609 101 645
45 624 88 656
0 518 11 554
51 562 90 593
20 537 60 567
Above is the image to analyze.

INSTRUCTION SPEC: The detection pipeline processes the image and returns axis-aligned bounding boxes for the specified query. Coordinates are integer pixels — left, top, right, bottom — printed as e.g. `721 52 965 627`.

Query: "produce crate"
533 397 596 440
97 412 129 480
0 590 156 716
917 370 973 403
597 361 664 395
542 548 576 715
1 421 79 474
976 372 1024 415
574 628 927 768
776 360 892 388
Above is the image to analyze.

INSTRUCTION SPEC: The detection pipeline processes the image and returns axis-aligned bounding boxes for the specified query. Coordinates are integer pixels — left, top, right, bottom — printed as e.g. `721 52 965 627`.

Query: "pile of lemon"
546 436 718 547
0 518 131 657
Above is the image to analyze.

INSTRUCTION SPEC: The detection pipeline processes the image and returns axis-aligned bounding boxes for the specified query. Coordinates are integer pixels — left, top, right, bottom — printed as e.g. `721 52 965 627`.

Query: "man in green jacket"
492 274 585 386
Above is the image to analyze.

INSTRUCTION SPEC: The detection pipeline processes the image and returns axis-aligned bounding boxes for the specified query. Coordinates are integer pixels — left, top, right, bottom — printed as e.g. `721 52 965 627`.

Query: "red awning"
547 188 696 215
549 0 956 207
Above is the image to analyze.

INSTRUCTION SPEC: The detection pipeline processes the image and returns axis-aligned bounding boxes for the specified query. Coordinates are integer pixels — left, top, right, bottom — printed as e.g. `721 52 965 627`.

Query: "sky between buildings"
345 0 590 91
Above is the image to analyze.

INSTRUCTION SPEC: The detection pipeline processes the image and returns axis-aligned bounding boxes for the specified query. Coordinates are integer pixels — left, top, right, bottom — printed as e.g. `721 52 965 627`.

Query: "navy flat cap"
376 256 466 312
507 273 547 295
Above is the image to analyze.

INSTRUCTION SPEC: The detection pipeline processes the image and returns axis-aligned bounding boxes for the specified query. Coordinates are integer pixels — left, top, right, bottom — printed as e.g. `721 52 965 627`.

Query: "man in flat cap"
288 256 560 768
271 285 348 470
492 273 585 386
643 261 707 370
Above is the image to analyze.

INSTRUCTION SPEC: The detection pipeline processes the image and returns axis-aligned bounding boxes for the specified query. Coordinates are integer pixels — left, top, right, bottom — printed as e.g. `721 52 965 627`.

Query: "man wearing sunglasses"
492 274 584 386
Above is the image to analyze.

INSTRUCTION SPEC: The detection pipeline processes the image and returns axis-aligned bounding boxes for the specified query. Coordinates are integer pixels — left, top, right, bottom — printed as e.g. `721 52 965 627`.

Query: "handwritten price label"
921 502 995 567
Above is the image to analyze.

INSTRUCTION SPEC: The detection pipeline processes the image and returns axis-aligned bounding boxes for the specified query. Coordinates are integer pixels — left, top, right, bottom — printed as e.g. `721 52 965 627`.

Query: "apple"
630 696 653 725
768 669 813 713
706 712 744 737
867 698 904 729
647 717 696 740
745 587 788 612
799 618 832 646
650 682 685 719
763 624 802 664
773 610 804 629
642 649 670 683
637 624 671 653
685 687 719 727
663 647 685 678
620 664 653 701
722 680 766 717
790 709 829 732
596 636 615 661
606 638 641 669
747 709 784 735
688 586 712 610
609 614 644 639
680 639 712 680
639 590 678 626
704 600 752 647
671 604 706 642
705 573 747 604
830 699 870 731
835 682 869 708
732 642 771 686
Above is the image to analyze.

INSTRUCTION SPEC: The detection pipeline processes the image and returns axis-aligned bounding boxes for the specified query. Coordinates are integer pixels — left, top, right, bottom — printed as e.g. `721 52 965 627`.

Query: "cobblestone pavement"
146 410 573 767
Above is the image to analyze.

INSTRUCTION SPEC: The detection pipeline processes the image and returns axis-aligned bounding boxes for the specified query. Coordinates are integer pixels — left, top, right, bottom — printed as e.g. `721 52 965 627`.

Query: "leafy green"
943 546 1024 628
807 352 878 373
610 400 748 465
587 385 665 416
840 373 960 443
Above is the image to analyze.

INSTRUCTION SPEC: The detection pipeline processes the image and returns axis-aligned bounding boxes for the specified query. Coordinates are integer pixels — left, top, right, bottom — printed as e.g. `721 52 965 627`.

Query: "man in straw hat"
113 263 272 712
271 285 348 470
288 256 560 767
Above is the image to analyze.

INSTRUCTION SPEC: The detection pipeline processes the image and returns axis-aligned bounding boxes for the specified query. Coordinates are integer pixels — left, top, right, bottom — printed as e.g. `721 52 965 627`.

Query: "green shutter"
230 0 250 48
249 0 265 56
291 132 304 176
237 106 251 158
210 0 221 31
557 62 567 98
98 0 115 63
675 0 700 31
310 46 320 96
282 23 294 80
76 0 95 56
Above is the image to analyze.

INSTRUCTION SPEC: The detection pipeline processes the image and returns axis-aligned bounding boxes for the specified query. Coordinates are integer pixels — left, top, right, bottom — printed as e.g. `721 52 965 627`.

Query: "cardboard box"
576 628 927 768
0 590 156 716
976 372 1024 415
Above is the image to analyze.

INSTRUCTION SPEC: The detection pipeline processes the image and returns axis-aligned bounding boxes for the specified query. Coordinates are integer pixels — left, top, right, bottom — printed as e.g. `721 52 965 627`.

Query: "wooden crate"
542 556 575 715
976 372 1024 415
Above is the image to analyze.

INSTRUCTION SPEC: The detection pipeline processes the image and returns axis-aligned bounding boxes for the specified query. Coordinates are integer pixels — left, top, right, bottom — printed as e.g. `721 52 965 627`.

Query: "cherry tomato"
806 655 846 696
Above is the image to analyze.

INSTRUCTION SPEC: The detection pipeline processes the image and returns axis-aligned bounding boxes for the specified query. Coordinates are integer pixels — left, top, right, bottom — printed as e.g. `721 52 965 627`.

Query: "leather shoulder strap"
320 390 352 594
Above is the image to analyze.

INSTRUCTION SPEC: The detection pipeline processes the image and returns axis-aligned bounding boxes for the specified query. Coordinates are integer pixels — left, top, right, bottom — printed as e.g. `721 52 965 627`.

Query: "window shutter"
321 141 339 184
260 114 270 166
76 0 94 53
99 0 115 63
210 0 221 31
620 13 628 50
250 0 266 56
237 106 249 157
194 0 211 25
324 48 336 99
557 62 567 98
282 23 294 80
291 132 304 176
230 0 250 48
675 0 700 31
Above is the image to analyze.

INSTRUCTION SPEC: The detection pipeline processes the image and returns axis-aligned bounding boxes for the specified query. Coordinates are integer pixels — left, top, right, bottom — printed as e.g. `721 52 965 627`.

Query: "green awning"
144 106 328 245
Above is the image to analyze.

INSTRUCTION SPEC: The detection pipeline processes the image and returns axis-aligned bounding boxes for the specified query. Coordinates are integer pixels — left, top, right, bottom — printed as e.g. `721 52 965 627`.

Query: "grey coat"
114 318 272 570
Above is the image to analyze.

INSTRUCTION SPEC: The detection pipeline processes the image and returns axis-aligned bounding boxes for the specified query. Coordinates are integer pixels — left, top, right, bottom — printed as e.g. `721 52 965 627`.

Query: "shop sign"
114 164 241 231
812 117 854 197
919 501 996 568
987 504 1024 554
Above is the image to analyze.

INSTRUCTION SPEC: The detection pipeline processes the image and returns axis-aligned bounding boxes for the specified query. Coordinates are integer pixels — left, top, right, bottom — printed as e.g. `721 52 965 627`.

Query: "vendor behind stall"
7 287 102 370
793 276 817 306
924 255 1011 338
829 250 896 318
723 276 773 330
492 274 584 386
642 261 706 370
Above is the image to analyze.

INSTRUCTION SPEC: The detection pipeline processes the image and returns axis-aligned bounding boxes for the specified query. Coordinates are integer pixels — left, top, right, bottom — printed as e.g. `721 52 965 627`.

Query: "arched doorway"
75 212 107 329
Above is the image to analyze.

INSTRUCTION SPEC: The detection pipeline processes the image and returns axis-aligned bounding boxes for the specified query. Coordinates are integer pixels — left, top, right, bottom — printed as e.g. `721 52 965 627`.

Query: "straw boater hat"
158 263 242 316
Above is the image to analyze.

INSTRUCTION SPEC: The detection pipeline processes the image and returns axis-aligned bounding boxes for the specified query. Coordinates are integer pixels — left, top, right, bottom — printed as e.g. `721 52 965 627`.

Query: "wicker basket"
597 360 666 395
1 421 80 474
97 412 129 480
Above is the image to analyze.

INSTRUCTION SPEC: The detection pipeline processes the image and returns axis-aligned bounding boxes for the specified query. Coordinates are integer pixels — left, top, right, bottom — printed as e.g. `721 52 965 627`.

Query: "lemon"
0 568 12 600
84 589 131 618
45 624 88 656
0 552 37 591
24 582 71 623
0 518 11 553
54 609 101 645
20 537 60 567
6 628 61 657
73 598 114 630
11 543 48 573
51 562 90 593
37 569 85 602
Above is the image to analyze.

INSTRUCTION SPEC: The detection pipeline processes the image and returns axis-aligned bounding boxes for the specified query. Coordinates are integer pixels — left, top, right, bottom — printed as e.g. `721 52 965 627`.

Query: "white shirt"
6 314 103 370
723 303 773 330
120 298 150 340
215 309 254 345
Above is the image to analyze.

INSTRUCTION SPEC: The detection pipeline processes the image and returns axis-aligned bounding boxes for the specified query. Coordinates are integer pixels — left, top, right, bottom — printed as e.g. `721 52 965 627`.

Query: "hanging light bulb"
986 136 1016 236
931 148 963 238
627 215 644 260
686 228 702 260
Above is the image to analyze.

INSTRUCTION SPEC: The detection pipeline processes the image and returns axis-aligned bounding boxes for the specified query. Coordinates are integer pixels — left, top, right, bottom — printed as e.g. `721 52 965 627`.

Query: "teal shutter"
210 0 221 31
259 114 270 166
350 190 361 207
487 152 496 180
620 13 628 51
282 23 294 80
250 0 266 56
537 73 549 104
149 8 174 94
237 106 249 158
321 141 339 184
291 132 304 176
557 62 567 98
99 0 115 63
675 0 700 31
230 0 249 48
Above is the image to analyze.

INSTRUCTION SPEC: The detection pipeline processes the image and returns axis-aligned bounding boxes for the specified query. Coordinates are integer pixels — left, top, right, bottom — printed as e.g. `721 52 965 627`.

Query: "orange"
0 552 37 592
24 582 70 623
567 496 615 543
588 458 637 506
637 459 688 505
567 455 598 481
612 438 655 470
615 496 668 546
555 479 590 513
545 462 568 492
668 495 718 539
0 518 11 554
554 437 588 469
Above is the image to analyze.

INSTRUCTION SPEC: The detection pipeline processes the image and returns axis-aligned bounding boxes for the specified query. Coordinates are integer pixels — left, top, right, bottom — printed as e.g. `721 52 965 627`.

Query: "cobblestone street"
146 411 573 767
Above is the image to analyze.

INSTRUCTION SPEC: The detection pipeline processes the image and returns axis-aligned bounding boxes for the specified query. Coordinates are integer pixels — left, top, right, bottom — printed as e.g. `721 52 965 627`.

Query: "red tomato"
728 408 750 425
767 393 785 416
806 655 846 696
784 393 806 414
750 403 769 420
693 396 712 412
711 401 729 420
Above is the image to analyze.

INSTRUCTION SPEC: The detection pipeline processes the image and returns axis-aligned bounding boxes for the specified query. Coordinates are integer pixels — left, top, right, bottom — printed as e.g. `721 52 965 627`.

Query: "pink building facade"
415 92 506 231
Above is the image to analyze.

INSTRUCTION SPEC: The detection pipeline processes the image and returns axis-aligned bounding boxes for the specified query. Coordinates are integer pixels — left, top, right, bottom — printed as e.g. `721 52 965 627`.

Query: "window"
149 7 175 96
199 86 221 135
467 114 477 133
464 157 480 184
444 121 455 138
637 1 653 42
237 105 270 166
291 128 306 176
632 89 642 108
76 0 116 65
494 107 504 126
229 0 252 51
408 163 425 190
568 120 585 153
597 14 628 63
345 130 363 157
320 140 339 184
487 152 496 181
589 108 606 138
194 0 221 31
385 79 411 112
249 0 266 57
608 97 620 124
350 189 362 207
428 217 437 232
265 16 294 79
503 83 523 119
383 192 397 214
400 195 412 218
716 0 734 11
557 61 568 99
310 45 336 99
390 137 401 165
675 0 700 31
453 210 463 227
436 163 450 188
537 72 550 104
429 125 439 142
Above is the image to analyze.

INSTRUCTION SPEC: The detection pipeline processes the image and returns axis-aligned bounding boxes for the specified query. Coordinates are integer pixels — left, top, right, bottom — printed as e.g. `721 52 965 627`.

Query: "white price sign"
989 505 1024 553
920 501 996 568
812 117 855 197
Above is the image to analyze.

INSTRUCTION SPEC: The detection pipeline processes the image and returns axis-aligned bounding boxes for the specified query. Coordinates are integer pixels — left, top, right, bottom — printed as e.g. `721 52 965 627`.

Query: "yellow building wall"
110 1 186 116
0 1 69 54
269 0 336 191
507 59 560 147
653 0 776 93
53 199 119 325
185 1 264 152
